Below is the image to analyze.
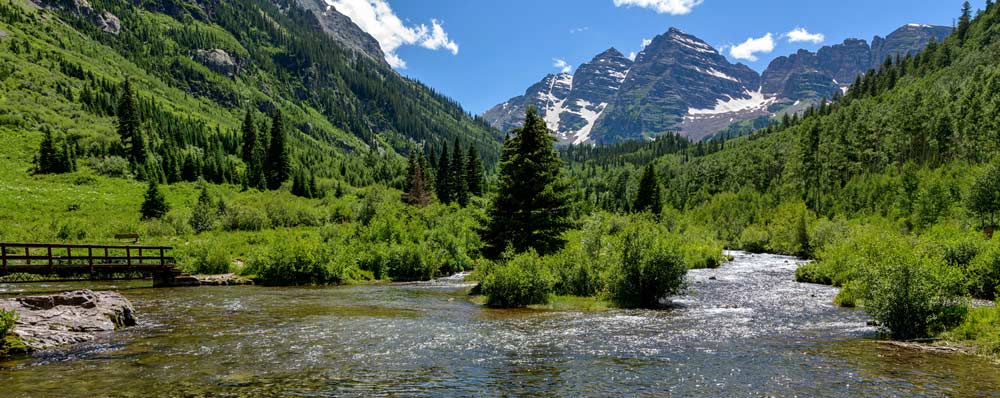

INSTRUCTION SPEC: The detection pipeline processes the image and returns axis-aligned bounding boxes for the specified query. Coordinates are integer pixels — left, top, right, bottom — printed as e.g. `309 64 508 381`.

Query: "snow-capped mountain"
482 48 632 144
484 24 950 144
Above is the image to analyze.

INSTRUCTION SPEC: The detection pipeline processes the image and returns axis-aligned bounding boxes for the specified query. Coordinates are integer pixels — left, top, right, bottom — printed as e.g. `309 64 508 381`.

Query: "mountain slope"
0 0 500 188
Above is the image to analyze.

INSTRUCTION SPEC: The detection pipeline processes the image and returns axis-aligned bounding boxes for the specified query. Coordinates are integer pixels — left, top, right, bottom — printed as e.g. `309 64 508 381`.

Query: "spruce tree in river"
116 80 146 164
265 110 291 190
452 139 469 207
466 144 484 196
140 180 169 220
633 164 662 214
436 142 452 203
481 107 573 258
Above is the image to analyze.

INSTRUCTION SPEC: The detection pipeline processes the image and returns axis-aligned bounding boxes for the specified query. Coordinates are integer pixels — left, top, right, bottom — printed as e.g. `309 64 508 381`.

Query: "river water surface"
1 252 998 397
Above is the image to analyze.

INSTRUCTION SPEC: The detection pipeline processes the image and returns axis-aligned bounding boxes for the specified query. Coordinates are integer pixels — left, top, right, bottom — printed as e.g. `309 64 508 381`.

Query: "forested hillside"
0 0 500 188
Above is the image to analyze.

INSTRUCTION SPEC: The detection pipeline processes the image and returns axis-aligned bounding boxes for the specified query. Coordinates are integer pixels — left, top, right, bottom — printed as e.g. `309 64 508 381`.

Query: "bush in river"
481 250 555 308
245 237 346 286
608 223 688 309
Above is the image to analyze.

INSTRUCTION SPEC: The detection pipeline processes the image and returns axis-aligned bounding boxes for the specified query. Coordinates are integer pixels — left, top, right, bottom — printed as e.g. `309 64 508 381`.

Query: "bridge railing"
0 242 176 276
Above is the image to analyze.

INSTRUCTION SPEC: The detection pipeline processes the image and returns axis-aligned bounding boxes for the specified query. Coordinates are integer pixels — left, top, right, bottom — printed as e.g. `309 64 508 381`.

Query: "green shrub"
967 240 1000 300
245 237 338 286
550 240 606 297
0 309 16 337
387 243 435 281
221 205 271 231
859 238 967 340
941 304 1000 357
738 224 769 253
608 224 688 309
181 242 232 274
87 156 131 178
481 251 555 308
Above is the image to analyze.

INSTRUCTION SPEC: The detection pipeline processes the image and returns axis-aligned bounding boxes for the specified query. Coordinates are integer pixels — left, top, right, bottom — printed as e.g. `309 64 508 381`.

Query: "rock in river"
0 290 136 351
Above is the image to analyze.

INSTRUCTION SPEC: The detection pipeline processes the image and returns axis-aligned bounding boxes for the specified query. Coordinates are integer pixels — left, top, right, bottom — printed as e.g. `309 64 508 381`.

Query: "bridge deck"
1 242 179 279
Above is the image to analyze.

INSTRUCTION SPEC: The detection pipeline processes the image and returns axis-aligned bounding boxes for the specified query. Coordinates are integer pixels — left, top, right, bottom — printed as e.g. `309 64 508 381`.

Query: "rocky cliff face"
485 24 951 144
293 0 388 67
871 24 953 69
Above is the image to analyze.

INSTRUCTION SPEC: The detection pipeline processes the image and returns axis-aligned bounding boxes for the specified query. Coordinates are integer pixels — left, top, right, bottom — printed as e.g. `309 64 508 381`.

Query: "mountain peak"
596 48 625 59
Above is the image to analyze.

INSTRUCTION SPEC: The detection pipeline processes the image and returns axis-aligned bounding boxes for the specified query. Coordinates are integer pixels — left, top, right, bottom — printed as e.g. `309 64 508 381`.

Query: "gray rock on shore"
0 290 136 351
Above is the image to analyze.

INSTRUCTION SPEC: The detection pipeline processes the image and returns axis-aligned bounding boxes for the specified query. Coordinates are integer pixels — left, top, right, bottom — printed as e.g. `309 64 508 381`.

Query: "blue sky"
328 0 983 115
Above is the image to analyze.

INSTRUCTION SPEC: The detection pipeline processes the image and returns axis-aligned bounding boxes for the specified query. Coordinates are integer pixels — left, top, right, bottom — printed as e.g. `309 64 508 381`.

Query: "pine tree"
189 184 216 233
240 110 257 165
436 142 452 203
633 164 662 214
291 169 314 199
403 153 432 206
482 107 573 258
466 144 484 196
116 80 146 164
264 110 290 190
452 139 469 206
140 180 169 220
958 1 973 45
308 172 319 198
36 128 56 174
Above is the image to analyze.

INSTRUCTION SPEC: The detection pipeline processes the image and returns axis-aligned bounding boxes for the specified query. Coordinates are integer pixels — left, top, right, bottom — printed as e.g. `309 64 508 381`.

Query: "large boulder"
0 290 136 351
194 48 238 77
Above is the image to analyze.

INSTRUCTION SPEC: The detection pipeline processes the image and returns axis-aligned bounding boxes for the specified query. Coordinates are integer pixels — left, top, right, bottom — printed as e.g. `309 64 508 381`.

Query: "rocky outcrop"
194 48 238 76
871 24 952 69
0 30 8 40
96 11 120 35
0 290 136 351
293 0 388 67
38 0 122 35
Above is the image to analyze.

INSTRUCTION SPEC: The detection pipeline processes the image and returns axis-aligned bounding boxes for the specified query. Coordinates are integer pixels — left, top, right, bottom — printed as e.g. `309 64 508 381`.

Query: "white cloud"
728 33 775 62
785 27 824 44
553 58 573 73
326 0 459 69
627 51 637 61
642 38 653 48
612 0 704 15
570 26 590 34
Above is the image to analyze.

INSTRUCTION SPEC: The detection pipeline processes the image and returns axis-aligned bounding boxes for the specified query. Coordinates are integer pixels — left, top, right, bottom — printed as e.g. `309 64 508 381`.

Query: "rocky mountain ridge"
484 24 951 144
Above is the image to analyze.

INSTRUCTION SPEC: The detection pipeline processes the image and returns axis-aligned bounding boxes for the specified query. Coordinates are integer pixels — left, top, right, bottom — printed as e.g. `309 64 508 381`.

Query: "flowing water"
1 252 998 397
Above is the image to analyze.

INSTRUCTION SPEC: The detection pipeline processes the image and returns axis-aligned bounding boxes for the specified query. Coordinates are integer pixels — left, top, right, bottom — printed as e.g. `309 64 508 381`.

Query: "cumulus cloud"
642 38 653 48
569 26 590 34
728 33 775 62
627 52 637 61
612 0 704 15
785 27 825 44
327 0 459 69
553 58 573 73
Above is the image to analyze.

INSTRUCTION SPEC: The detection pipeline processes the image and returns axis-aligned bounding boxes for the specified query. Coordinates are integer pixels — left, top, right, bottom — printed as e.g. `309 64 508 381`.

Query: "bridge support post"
152 271 200 288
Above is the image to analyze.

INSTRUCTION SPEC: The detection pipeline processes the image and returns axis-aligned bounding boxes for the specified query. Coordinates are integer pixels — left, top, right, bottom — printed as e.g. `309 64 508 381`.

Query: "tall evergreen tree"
481 107 573 258
116 80 146 164
436 142 452 203
633 164 662 214
240 110 257 165
190 183 216 233
466 144 484 196
404 153 432 206
958 1 973 45
36 128 56 174
140 180 169 220
265 110 291 190
452 139 469 206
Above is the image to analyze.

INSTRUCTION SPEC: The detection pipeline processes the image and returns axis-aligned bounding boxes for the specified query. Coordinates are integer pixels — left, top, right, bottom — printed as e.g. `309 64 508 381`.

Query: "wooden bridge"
0 242 196 287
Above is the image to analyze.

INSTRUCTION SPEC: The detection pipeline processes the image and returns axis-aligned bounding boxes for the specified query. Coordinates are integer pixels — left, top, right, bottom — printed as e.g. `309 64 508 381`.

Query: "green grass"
941 304 1000 359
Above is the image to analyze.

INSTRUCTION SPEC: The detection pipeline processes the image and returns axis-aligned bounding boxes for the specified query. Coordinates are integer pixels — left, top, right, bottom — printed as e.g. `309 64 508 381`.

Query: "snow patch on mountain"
568 100 607 145
687 88 776 115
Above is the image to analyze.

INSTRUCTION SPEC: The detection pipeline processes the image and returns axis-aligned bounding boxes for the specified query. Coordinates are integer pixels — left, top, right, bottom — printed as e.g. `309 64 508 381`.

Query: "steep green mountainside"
0 0 500 188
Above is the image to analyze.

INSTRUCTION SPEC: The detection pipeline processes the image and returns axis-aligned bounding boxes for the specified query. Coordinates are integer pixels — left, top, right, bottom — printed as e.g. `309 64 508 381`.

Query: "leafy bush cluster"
478 213 700 308
0 309 16 338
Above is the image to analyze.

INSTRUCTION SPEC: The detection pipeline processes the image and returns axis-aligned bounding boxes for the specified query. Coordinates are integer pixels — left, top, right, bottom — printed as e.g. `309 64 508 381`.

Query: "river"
1 252 998 397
